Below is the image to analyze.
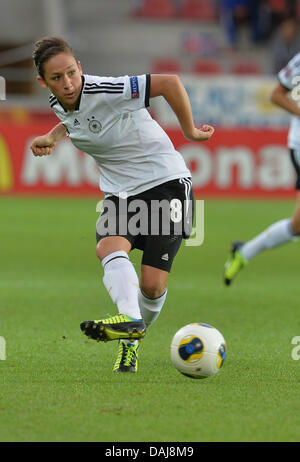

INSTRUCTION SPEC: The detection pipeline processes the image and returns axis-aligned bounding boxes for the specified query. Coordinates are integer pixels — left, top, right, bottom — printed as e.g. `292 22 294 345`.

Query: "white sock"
138 288 167 327
101 250 141 320
122 339 138 347
240 218 298 261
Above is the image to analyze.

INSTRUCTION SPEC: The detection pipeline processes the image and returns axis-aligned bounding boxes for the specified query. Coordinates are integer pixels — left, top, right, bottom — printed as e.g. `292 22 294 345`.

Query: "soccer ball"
170 323 226 379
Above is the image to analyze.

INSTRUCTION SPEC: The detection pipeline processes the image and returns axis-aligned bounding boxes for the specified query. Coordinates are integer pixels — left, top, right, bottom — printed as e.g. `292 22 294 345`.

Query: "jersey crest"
87 116 102 133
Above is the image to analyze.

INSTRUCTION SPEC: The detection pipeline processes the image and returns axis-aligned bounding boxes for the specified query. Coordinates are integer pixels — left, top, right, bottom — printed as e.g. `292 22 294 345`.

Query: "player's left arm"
150 74 214 142
270 82 300 116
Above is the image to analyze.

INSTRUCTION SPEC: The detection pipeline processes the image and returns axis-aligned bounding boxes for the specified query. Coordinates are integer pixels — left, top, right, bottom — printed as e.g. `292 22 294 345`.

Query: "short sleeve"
278 53 300 91
103 74 151 113
62 123 70 137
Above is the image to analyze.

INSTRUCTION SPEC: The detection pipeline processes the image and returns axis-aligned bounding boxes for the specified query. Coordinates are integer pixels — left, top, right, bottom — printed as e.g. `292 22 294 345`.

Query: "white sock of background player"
240 218 298 261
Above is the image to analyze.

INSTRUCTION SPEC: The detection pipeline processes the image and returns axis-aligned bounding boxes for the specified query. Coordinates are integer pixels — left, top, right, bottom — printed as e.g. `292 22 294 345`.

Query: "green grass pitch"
1 196 300 442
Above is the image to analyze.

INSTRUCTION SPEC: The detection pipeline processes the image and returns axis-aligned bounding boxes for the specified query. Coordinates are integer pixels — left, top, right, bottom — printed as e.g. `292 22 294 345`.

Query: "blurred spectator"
268 0 297 29
220 0 297 49
220 0 265 49
183 32 219 57
271 16 300 73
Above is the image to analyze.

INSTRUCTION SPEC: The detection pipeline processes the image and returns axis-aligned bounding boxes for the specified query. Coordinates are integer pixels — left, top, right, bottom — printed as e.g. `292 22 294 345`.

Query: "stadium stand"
179 0 218 21
1 0 298 99
135 0 176 19
151 57 182 74
191 58 221 74
230 60 262 75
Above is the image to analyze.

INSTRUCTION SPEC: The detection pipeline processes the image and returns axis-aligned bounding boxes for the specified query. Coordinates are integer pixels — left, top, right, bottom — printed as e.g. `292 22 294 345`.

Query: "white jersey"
278 52 300 149
49 74 191 196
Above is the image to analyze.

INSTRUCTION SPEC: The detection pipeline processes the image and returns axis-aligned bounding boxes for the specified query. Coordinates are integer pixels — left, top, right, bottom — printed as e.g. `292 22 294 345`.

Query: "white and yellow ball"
170 323 226 379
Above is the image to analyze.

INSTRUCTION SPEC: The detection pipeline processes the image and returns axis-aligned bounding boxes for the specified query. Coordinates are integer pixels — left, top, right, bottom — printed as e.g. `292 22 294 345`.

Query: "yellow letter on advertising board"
0 135 14 191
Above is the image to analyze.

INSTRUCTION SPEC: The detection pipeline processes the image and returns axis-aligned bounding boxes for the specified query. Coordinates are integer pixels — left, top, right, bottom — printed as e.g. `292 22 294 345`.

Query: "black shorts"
96 178 194 272
290 148 300 190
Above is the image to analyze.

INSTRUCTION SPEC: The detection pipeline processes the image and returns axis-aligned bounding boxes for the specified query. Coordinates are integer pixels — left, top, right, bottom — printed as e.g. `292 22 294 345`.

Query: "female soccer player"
31 37 214 372
224 51 300 285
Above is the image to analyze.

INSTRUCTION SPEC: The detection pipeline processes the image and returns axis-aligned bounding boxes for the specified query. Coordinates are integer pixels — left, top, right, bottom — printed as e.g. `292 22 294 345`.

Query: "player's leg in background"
224 148 300 285
224 193 300 285
240 193 300 262
139 265 168 327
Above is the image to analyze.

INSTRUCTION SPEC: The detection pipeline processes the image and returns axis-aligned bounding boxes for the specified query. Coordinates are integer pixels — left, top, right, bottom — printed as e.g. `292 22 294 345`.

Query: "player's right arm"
30 122 67 156
270 82 300 116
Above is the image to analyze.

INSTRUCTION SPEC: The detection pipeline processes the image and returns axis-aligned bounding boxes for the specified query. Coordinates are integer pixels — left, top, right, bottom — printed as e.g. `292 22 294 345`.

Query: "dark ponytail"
33 37 74 79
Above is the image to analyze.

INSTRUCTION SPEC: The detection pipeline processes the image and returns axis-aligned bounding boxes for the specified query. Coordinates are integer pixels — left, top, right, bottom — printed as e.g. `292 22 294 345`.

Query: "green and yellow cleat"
224 241 248 286
80 314 146 342
113 340 139 373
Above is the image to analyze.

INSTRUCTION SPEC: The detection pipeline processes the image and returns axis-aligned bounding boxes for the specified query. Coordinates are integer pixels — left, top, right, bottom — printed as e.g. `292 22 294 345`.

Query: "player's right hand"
30 136 55 156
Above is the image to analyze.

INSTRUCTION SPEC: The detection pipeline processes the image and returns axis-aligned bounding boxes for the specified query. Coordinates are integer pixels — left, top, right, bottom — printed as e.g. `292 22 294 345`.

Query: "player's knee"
291 220 300 235
140 283 166 299
96 241 103 260
95 240 110 260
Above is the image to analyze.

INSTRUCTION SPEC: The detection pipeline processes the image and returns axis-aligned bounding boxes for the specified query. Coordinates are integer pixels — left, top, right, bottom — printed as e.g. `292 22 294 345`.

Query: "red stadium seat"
151 58 182 73
268 0 286 14
180 0 218 21
191 59 221 74
137 0 176 19
231 61 262 75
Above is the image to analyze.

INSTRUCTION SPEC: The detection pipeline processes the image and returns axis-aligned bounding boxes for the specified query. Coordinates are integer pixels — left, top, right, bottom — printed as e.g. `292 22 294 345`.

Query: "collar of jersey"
56 75 85 113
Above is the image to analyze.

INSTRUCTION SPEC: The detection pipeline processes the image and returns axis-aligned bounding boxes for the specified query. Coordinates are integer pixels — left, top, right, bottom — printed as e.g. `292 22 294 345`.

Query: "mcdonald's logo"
0 135 14 191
